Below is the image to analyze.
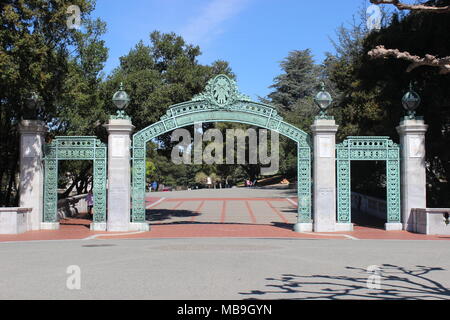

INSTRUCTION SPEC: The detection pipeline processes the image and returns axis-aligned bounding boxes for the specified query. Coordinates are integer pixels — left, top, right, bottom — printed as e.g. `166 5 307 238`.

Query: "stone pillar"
311 118 340 232
19 120 47 231
397 119 428 231
105 118 134 232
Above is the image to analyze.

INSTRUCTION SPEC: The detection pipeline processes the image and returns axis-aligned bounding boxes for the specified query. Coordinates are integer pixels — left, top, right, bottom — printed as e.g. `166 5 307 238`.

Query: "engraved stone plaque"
112 136 126 158
319 137 333 158
22 136 37 158
409 136 424 158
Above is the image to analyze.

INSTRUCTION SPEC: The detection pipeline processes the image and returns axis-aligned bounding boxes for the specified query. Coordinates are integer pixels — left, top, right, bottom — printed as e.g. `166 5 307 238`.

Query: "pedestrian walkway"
1 189 449 243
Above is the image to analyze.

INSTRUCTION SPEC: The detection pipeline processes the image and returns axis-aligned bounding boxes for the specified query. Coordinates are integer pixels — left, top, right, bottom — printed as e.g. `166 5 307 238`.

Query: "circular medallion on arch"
212 75 233 107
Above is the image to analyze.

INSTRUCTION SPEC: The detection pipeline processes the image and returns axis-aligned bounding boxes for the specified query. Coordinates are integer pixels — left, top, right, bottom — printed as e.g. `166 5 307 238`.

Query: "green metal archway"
336 136 401 224
131 75 312 224
43 136 107 223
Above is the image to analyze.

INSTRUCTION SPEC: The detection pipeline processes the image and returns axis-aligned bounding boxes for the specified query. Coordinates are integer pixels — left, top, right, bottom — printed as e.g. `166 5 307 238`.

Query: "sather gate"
131 75 312 224
21 74 428 234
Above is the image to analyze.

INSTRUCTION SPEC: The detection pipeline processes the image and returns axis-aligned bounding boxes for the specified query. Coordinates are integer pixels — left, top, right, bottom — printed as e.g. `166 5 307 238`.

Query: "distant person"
86 191 94 219
152 181 158 192
207 177 212 189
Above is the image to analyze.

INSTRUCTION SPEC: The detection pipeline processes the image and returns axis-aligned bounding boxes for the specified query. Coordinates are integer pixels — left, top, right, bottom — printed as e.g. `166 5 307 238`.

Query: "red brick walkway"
0 197 449 242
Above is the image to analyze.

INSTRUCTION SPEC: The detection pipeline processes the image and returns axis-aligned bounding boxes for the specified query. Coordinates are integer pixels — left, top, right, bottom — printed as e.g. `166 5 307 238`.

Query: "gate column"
311 118 340 232
105 118 142 231
397 119 428 231
19 120 48 230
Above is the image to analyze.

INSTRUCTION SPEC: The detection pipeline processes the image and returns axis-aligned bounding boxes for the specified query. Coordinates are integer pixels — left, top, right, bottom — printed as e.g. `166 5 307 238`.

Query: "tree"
266 50 322 179
102 31 234 133
368 0 450 74
268 50 321 114
0 0 107 204
327 1 450 206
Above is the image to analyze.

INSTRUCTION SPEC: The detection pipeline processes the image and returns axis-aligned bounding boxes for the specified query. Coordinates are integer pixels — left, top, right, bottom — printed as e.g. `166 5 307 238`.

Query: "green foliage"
0 0 107 204
326 0 450 205
195 172 207 185
102 31 234 134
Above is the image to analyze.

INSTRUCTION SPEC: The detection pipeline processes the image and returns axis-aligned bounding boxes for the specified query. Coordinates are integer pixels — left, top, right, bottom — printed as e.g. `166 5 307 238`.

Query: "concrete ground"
0 238 449 300
1 188 449 300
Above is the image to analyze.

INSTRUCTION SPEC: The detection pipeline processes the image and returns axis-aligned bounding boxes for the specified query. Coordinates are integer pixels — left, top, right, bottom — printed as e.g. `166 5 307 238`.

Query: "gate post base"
293 223 313 233
385 223 403 231
129 222 150 232
40 222 59 230
90 222 107 231
335 223 354 232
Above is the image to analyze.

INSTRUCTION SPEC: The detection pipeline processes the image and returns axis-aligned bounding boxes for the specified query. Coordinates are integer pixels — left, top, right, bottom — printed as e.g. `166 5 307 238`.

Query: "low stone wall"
0 208 32 234
351 192 387 220
411 208 450 235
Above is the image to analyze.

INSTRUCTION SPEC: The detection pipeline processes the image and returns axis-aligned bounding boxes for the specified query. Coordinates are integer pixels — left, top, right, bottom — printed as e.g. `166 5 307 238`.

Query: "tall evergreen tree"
268 50 321 113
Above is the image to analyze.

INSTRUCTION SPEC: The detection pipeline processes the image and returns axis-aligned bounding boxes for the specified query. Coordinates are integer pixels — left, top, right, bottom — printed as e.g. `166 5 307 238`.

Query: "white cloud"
180 0 251 45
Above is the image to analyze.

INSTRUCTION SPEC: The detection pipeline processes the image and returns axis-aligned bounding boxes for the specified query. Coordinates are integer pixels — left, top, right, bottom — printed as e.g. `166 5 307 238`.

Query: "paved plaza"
1 188 450 242
146 187 299 226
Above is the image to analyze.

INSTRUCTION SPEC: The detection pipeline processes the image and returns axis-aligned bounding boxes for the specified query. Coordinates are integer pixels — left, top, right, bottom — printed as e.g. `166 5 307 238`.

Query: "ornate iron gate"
131 75 312 224
43 137 107 223
336 136 401 224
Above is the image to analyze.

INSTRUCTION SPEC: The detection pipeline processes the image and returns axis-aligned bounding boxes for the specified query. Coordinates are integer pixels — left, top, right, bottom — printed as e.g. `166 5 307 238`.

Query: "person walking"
86 191 94 219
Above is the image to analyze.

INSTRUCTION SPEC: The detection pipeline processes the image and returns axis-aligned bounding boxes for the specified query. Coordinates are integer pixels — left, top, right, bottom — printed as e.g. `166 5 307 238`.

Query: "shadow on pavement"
146 209 198 222
146 208 296 231
239 264 450 300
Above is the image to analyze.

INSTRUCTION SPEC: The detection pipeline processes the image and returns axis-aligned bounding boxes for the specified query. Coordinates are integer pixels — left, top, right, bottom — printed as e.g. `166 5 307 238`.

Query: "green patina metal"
336 136 401 224
131 74 312 223
43 137 107 223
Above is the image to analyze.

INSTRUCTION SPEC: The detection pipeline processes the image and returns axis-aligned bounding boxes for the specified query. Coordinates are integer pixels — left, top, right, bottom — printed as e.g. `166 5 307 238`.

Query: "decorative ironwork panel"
43 137 107 223
297 146 312 223
336 136 401 223
132 74 312 224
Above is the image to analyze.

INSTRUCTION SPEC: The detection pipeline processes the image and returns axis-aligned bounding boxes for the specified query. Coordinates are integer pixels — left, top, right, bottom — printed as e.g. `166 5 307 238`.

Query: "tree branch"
368 45 450 74
370 0 450 13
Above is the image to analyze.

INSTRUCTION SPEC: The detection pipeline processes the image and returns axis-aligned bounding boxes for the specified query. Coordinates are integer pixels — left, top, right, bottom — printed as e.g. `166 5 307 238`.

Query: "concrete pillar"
311 118 339 232
397 119 428 231
19 120 47 231
105 118 134 232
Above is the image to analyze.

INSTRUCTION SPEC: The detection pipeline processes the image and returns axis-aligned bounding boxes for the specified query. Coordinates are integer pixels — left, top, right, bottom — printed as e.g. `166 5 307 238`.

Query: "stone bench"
412 208 450 235
0 208 32 234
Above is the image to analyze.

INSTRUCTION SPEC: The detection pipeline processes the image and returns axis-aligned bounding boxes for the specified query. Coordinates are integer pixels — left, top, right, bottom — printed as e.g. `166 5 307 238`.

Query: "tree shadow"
146 209 199 222
271 222 295 231
239 264 450 300
146 208 297 232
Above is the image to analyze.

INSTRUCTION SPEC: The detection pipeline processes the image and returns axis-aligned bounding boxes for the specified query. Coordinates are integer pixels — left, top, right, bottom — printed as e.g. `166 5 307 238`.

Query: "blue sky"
93 0 371 99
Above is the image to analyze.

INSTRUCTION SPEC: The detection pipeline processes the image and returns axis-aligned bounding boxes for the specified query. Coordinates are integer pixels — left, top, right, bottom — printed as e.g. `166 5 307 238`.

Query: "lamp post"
112 82 131 119
402 82 421 120
314 82 333 119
